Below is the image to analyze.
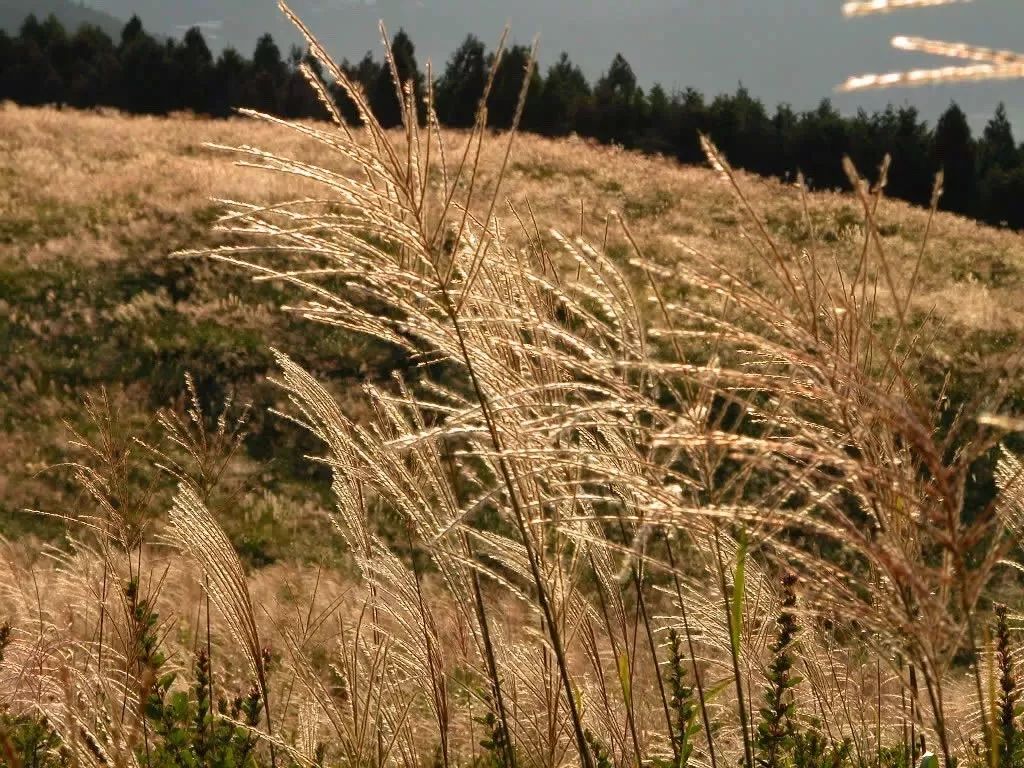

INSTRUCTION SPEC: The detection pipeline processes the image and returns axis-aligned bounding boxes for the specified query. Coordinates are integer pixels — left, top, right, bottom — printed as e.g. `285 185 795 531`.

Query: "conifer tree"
435 34 488 128
537 52 591 137
116 15 170 113
242 33 288 115
979 103 1019 175
593 53 644 146
487 43 542 131
67 23 119 107
370 29 424 128
932 102 976 215
173 27 214 113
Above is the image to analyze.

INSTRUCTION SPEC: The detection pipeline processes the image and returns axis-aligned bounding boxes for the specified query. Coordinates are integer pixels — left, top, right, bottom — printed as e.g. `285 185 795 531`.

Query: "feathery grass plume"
982 416 1024 433
145 372 252 502
297 697 325 766
269 348 521 767
276 604 407 768
891 36 1024 66
841 0 1024 90
179 2 675 765
842 0 972 15
0 379 334 768
30 0 1008 766
167 484 274 746
0 396 201 768
995 450 1024 547
663 133 1020 765
60 391 163 554
840 63 1024 91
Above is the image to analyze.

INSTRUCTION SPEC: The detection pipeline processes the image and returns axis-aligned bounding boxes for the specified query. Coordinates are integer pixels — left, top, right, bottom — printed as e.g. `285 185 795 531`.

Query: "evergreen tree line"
3 12 1023 229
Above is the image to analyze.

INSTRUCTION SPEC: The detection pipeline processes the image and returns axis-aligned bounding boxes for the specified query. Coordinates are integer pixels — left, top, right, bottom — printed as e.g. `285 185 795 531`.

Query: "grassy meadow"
4 103 1023 543
2 74 1024 768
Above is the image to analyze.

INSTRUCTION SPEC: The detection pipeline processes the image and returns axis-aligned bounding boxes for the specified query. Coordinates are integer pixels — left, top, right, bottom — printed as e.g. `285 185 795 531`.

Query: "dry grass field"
4 103 1023 542
3 91 1024 768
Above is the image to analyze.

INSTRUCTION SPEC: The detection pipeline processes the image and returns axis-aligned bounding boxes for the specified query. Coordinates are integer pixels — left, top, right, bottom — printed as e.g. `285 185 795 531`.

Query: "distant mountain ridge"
0 0 127 39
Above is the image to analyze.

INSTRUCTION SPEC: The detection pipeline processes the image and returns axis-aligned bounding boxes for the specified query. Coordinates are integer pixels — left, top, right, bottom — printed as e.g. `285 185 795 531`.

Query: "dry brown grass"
3 100 1023 540
4 102 1023 327
2 26 1024 763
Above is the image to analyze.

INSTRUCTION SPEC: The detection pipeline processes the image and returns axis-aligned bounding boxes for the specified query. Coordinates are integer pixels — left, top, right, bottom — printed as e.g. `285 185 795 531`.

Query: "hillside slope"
2 103 1023 550
0 0 126 38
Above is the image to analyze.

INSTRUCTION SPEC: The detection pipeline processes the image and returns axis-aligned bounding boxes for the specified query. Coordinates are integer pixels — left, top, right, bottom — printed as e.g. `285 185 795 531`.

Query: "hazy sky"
87 0 1024 131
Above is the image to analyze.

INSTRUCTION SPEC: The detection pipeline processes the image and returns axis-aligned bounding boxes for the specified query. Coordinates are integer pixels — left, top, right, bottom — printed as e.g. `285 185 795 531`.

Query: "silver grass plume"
841 0 1024 90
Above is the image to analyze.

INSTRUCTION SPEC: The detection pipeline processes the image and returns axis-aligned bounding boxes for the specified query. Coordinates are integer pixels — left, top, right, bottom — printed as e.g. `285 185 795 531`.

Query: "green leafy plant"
474 692 513 768
121 579 272 768
142 645 267 768
583 730 614 768
659 628 702 768
790 727 851 768
755 574 799 768
0 713 67 768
